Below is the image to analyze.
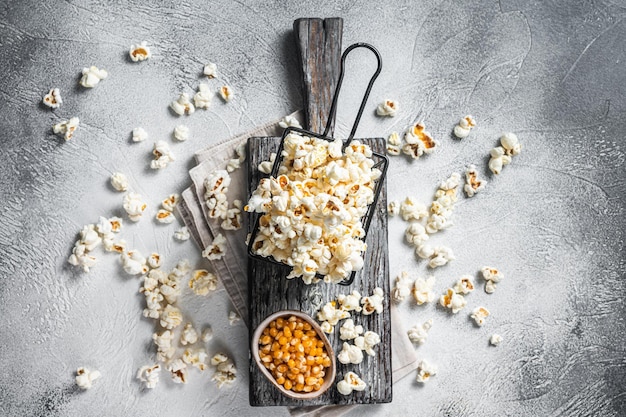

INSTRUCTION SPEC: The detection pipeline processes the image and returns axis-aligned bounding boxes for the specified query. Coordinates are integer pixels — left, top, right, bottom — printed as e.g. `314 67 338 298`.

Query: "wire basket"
247 43 388 286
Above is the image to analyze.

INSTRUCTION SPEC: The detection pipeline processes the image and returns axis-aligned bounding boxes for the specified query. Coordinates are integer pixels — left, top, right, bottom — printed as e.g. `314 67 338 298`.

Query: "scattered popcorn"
464 165 486 197
155 209 175 224
405 222 429 247
219 85 233 102
439 288 467 313
337 372 366 395
485 280 497 294
129 41 151 62
144 253 160 269
130 127 148 143
170 93 195 116
79 66 108 88
403 123 438 159
182 347 209 371
489 132 521 174
317 301 350 333
160 304 183 329
453 115 476 139
174 226 190 241
110 172 129 191
203 62 217 78
354 331 381 356
53 117 79 141
211 353 229 366
386 131 401 155
75 367 101 390
392 271 412 302
501 132 522 156
387 200 399 216
151 141 175 169
279 115 302 129
153 330 175 361
361 287 384 315
180 322 199 345
417 244 455 268
189 269 218 296
193 84 212 109
161 193 180 212
338 290 362 312
426 172 461 234
136 364 160 389
167 358 188 384
202 233 227 260
201 326 213 342
339 319 364 341
120 249 147 275
123 192 147 222
490 334 503 346
416 359 437 383
203 170 231 219
481 266 504 294
257 152 276 175
400 197 428 222
471 306 490 326
228 310 240 325
412 276 435 305
453 275 475 295
211 353 237 388
68 242 97 272
407 319 433 345
221 200 242 231
376 99 398 117
337 342 364 365
173 125 189 141
42 88 62 108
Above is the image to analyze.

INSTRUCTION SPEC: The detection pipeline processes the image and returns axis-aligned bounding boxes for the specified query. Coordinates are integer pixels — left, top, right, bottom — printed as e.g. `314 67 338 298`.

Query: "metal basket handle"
322 42 383 140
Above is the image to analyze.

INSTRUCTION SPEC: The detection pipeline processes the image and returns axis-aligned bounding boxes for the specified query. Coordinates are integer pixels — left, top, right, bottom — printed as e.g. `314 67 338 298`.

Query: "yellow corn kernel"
276 376 285 385
305 377 317 386
283 380 293 390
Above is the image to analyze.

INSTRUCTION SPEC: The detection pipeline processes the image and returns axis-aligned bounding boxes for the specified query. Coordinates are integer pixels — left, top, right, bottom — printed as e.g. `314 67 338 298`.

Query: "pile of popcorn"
245 132 382 284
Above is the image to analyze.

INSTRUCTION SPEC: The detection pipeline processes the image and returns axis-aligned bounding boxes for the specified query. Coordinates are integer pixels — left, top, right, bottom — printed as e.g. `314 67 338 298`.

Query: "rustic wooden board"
247 136 392 407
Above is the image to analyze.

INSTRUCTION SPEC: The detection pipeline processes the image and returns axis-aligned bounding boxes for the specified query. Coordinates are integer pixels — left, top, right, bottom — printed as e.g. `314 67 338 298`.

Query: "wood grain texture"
247 136 391 407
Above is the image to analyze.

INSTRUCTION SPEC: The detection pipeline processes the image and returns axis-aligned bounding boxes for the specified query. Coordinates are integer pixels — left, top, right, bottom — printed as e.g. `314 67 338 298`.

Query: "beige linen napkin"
177 112 418 414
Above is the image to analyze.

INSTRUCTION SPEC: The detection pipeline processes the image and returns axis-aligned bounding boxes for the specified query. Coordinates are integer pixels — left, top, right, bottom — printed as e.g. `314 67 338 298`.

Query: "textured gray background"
1 0 625 416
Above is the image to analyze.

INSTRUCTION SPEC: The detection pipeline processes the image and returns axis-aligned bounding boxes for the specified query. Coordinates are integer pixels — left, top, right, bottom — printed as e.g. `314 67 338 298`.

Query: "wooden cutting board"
247 18 392 407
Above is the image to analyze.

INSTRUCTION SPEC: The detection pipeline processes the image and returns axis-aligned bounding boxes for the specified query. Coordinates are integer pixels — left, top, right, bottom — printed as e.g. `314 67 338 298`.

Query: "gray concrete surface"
1 0 625 416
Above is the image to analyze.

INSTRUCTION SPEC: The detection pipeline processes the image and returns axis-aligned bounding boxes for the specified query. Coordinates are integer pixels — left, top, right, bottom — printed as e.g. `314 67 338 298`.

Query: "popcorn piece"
212 356 237 388
416 359 437 383
75 367 101 390
189 269 218 296
110 172 129 192
160 304 183 329
155 209 175 224
426 172 461 234
123 192 147 222
453 275 475 295
221 200 242 231
153 330 175 361
386 131 401 155
339 319 364 341
403 123 438 158
162 193 180 212
337 372 366 395
439 288 467 313
79 66 108 88
132 127 148 142
211 353 228 366
202 233 227 260
194 84 212 110
201 326 213 342
417 244 455 268
53 117 79 141
182 347 209 371
151 141 175 169
387 200 399 216
173 125 189 141
129 41 151 62
167 358 188 384
279 115 302 129
407 319 433 345
337 342 364 365
453 115 476 139
488 147 511 175
174 226 190 241
400 197 428 222
471 306 490 326
464 165 486 197
136 364 160 389
219 85 233 102
481 266 504 294
170 93 195 116
228 310 240 325
337 290 362 312
354 331 381 356
180 322 199 346
361 287 384 315
392 271 412 302
42 88 62 108
203 62 217 78
501 132 521 156
120 250 147 275
405 222 429 247
490 334 503 346
147 252 162 269
412 276 435 305
257 152 276 175
317 301 350 332
376 99 398 117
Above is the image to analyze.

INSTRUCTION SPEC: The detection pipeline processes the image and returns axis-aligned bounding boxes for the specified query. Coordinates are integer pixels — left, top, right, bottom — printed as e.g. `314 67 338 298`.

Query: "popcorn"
53 117 79 141
416 359 437 383
219 85 233 102
211 353 229 366
400 197 428 222
257 152 276 175
481 266 504 294
464 165 486 197
392 271 412 302
160 304 183 329
121 250 148 275
439 288 467 313
151 141 175 169
147 252 162 269
42 88 62 108
132 127 148 142
361 287 384 315
417 244 455 268
403 123 438 158
337 342 364 365
201 326 213 342
194 84 212 109
167 359 188 384
212 357 237 388
203 62 217 78
317 301 350 332
337 290 362 312
405 222 429 247
161 193 180 212
79 66 108 88
489 133 520 174
221 200 242 231
387 200 399 216
339 319 364 341
174 226 190 241
426 172 461 234
180 322 199 345
75 367 101 390
337 372 366 395
129 41 151 61
376 99 398 117
386 132 401 155
182 348 209 371
173 125 189 141
501 132 522 155
407 319 433 345
354 331 381 356
452 275 475 294
170 93 195 116
279 115 302 129
202 233 227 260
453 115 476 139
189 269 218 296
155 209 175 224
228 310 240 325
136 364 160 389
153 330 175 361
412 276 435 305
203 170 231 219
470 306 490 326
490 334 503 346
123 192 147 222
110 172 129 191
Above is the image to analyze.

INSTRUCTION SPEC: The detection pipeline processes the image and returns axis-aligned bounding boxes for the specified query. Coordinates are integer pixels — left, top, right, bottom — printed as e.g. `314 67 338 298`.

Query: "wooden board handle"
293 17 343 136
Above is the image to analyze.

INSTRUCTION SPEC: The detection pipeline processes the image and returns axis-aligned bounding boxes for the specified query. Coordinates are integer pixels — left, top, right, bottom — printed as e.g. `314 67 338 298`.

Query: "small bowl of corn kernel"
252 310 336 399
